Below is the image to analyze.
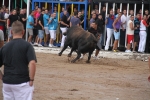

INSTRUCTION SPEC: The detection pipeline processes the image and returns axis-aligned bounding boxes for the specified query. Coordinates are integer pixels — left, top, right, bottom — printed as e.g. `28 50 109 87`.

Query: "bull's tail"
63 32 67 36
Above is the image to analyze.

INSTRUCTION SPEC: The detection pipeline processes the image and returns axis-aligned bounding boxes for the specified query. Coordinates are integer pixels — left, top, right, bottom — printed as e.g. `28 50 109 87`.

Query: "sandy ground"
0 53 150 100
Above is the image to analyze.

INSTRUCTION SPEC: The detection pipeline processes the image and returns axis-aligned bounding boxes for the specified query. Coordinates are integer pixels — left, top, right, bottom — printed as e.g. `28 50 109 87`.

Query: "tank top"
126 20 134 35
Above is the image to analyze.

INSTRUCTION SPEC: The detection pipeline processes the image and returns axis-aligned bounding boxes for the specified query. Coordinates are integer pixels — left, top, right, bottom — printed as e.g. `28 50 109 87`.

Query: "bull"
58 26 99 63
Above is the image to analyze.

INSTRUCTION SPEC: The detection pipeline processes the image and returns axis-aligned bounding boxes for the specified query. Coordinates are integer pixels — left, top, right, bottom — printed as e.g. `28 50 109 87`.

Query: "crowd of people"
0 4 150 54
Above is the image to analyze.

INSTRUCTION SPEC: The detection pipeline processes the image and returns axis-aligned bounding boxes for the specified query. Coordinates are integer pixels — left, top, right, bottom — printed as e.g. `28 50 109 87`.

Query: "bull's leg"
71 51 81 63
58 45 68 56
86 52 92 63
68 48 75 57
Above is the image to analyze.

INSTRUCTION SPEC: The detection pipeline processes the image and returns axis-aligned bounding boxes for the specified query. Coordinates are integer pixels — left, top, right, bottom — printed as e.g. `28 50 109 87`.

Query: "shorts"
0 26 4 31
0 30 4 41
49 30 56 40
44 27 49 34
114 31 120 40
27 28 33 36
127 34 134 44
60 27 67 34
33 29 38 36
134 34 139 42
38 30 44 39
8 27 12 38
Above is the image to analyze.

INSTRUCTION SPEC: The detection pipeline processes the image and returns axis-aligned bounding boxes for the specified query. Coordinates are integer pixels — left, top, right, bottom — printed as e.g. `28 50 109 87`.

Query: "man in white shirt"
4 8 9 20
126 10 134 22
120 10 127 47
125 15 134 53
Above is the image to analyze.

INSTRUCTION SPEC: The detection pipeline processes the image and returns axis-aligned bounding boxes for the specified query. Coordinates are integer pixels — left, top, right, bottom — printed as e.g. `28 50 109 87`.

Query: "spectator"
60 7 69 19
26 10 35 44
88 21 101 59
112 12 122 52
120 10 127 47
105 9 114 51
90 13 96 26
138 15 149 53
43 9 50 46
0 21 36 100
7 9 19 42
0 8 6 32
34 8 41 45
125 15 135 53
70 11 80 27
35 10 45 47
0 30 4 48
133 13 140 53
4 8 9 19
101 6 106 21
60 10 70 48
96 14 104 49
127 10 134 22
48 12 58 47
115 8 120 18
19 9 27 32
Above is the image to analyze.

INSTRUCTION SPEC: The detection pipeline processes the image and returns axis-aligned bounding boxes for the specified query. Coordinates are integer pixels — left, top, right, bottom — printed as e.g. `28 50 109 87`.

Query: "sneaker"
125 50 132 53
52 44 57 48
49 44 52 47
38 44 43 47
34 43 38 46
93 56 100 60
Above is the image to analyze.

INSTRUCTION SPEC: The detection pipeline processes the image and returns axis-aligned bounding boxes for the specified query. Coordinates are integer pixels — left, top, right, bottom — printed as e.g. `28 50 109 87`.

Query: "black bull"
58 26 99 63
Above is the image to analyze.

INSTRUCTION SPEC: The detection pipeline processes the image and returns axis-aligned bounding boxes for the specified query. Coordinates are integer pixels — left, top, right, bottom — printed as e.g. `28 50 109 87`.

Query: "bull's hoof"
58 53 62 56
71 60 75 63
86 60 91 63
68 54 71 57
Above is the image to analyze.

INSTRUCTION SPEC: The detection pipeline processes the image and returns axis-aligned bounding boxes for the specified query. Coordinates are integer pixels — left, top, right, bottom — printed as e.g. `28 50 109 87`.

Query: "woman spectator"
112 12 122 52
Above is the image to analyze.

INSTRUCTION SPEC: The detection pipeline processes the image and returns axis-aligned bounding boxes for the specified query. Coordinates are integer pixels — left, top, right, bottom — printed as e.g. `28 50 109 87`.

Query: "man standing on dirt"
0 21 37 100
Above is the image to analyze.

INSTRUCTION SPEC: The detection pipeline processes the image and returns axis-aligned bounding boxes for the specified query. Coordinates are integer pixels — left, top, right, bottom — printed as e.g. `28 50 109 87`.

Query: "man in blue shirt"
133 13 140 52
48 12 58 47
60 7 69 20
26 10 35 44
43 9 50 45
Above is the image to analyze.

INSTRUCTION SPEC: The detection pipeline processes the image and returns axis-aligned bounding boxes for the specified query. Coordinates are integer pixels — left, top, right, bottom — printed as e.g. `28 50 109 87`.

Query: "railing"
93 0 150 4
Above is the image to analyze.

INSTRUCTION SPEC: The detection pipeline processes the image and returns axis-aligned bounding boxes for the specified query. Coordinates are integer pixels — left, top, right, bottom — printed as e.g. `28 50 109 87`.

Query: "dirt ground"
0 53 150 100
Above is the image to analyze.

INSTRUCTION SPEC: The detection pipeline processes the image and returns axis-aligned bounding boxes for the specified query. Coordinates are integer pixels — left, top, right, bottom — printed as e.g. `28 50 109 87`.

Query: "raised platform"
34 46 150 62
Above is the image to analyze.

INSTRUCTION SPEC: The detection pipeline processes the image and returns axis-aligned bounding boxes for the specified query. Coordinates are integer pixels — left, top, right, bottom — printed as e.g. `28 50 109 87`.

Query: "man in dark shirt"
96 14 104 48
133 13 140 52
0 21 36 100
35 10 45 47
0 8 6 32
19 9 27 30
88 21 101 59
60 10 70 48
7 9 19 42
